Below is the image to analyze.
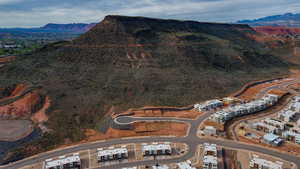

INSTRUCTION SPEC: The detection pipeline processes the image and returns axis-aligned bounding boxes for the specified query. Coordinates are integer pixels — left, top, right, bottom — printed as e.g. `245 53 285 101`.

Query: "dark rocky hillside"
0 15 290 153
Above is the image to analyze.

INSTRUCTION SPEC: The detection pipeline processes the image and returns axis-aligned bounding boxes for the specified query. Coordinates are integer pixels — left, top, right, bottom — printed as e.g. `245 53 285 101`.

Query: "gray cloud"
0 0 300 27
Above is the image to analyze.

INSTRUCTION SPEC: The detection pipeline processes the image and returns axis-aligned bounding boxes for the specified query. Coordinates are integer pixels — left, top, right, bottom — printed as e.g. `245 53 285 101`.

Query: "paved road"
114 116 194 125
256 78 300 98
2 78 300 169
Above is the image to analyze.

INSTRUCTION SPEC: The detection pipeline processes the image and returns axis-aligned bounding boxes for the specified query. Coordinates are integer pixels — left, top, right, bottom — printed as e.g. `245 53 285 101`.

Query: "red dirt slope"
254 26 300 36
0 91 41 119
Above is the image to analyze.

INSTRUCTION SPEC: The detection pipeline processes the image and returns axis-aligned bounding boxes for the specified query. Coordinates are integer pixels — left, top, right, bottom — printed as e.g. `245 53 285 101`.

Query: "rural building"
44 153 81 169
203 156 218 169
290 102 300 112
263 118 285 130
249 155 283 169
210 94 279 124
290 127 300 134
203 143 217 156
142 142 172 156
282 131 300 144
97 146 128 162
203 126 217 136
152 165 169 169
263 133 283 146
222 97 240 105
203 143 218 169
252 122 277 134
177 160 196 169
194 99 223 112
279 110 297 122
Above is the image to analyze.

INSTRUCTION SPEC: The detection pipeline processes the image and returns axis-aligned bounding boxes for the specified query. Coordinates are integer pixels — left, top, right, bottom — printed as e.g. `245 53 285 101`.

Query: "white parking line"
88 149 91 169
133 143 137 160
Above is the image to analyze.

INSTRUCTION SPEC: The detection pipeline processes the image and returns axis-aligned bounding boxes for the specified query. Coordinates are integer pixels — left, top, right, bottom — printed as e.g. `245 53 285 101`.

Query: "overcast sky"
1 0 300 27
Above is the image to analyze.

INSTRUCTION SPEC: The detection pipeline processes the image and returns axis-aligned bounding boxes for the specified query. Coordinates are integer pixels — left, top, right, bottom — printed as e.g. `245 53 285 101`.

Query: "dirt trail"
31 96 50 123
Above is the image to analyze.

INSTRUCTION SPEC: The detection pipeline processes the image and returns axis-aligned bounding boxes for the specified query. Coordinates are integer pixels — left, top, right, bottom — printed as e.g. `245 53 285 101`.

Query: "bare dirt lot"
0 120 33 141
115 105 199 119
237 79 291 101
84 121 188 142
130 109 202 119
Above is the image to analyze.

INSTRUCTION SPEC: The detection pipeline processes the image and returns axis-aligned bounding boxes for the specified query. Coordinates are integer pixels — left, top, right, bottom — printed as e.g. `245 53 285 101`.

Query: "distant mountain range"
3 13 300 41
237 13 300 27
0 23 96 40
40 23 96 33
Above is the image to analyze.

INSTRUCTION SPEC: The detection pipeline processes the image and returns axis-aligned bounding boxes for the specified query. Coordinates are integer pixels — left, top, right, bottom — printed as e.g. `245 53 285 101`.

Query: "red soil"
115 105 199 119
238 81 282 101
247 32 281 43
202 120 225 131
0 91 41 119
0 84 28 103
84 122 188 142
123 109 201 119
0 56 15 64
31 96 50 123
268 89 287 97
254 26 300 36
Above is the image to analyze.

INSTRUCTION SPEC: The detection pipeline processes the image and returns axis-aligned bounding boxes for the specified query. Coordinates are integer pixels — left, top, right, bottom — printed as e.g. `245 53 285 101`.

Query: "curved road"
2 78 300 169
114 116 194 125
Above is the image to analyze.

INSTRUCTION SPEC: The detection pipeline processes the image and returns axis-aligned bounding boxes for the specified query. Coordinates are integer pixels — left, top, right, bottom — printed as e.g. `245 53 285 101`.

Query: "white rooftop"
97 147 128 157
281 110 296 118
250 155 283 169
203 155 218 164
142 143 171 152
152 165 169 169
204 143 217 153
177 160 196 169
45 154 80 169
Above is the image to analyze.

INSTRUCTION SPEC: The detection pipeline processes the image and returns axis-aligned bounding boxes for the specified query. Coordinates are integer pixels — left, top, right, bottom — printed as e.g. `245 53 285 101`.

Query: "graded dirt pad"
0 120 33 141
0 90 41 119
237 79 289 101
130 109 201 119
84 122 188 142
267 89 287 97
115 105 198 119
202 120 225 131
